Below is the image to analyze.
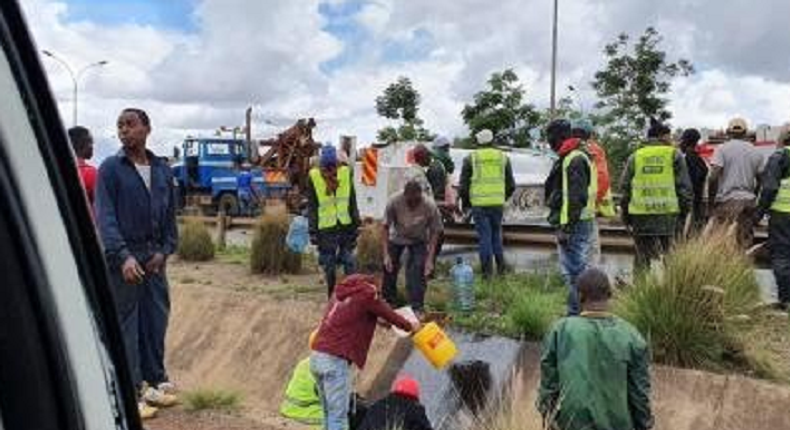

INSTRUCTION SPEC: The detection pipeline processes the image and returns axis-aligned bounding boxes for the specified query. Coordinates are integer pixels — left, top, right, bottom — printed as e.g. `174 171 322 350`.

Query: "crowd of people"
70 107 790 429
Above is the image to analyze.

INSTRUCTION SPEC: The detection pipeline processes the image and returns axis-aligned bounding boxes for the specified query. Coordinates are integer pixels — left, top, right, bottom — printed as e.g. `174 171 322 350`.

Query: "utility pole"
549 0 559 119
42 50 108 126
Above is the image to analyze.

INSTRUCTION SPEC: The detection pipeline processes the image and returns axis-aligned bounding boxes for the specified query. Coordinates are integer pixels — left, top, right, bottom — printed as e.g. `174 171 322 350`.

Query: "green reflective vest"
770 148 790 213
470 148 507 207
310 166 352 230
560 150 597 225
280 358 323 426
628 145 679 215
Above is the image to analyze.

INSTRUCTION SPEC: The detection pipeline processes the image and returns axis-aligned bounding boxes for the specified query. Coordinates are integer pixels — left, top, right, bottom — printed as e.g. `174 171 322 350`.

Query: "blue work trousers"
472 207 505 269
557 220 593 316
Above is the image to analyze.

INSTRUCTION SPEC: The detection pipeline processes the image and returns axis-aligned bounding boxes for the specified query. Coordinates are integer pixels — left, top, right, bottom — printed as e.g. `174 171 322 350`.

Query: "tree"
375 77 433 143
461 69 541 148
591 27 694 181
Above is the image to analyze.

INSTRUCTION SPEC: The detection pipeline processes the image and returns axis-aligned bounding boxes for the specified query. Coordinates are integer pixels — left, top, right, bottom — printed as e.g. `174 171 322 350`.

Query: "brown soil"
147 409 278 430
160 258 403 429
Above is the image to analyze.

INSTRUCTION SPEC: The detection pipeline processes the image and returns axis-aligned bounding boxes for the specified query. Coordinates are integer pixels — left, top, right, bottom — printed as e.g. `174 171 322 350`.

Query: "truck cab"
172 137 264 215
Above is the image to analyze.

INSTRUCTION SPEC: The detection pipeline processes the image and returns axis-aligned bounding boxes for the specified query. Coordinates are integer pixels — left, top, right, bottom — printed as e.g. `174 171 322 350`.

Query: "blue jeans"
317 229 357 297
383 241 428 311
310 352 351 430
557 220 593 316
472 207 504 268
109 250 171 389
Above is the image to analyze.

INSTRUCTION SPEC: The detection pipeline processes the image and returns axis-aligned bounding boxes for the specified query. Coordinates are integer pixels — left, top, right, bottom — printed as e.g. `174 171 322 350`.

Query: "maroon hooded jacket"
313 274 413 368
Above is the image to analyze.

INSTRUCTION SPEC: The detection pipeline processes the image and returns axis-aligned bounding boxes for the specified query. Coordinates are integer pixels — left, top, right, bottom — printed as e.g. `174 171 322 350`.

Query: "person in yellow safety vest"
571 119 615 266
544 119 597 316
619 118 692 272
306 145 361 297
458 129 516 279
281 357 324 426
754 128 790 313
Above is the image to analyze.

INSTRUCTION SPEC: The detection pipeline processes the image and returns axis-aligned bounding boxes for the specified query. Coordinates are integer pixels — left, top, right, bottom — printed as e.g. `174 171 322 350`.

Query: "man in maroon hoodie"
311 272 419 430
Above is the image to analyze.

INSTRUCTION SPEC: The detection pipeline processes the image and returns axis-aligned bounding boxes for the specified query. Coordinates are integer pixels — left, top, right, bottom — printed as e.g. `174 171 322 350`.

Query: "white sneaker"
143 386 178 408
157 381 177 394
138 401 158 420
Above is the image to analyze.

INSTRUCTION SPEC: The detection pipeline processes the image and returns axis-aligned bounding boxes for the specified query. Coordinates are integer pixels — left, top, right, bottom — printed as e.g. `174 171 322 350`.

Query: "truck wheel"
218 194 239 216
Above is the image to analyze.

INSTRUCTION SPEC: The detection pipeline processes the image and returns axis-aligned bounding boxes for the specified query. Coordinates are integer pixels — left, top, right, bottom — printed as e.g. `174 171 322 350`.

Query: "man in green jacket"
538 268 653 430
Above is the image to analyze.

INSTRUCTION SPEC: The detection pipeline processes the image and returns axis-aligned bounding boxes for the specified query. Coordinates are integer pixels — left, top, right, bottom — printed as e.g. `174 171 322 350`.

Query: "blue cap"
320 145 338 168
571 118 594 134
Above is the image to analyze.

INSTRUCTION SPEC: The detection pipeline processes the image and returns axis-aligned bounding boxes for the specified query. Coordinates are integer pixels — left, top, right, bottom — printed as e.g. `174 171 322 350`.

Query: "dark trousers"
110 254 171 390
471 206 505 276
317 230 357 297
769 214 790 305
711 199 756 247
633 235 672 272
383 242 428 311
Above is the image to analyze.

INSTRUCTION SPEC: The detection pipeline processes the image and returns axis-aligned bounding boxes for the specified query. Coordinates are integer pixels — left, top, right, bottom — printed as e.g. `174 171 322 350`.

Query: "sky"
20 0 790 160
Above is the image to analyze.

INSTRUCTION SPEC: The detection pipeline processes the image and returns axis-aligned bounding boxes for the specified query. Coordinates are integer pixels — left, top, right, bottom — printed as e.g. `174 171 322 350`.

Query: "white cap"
432 136 451 149
475 129 494 145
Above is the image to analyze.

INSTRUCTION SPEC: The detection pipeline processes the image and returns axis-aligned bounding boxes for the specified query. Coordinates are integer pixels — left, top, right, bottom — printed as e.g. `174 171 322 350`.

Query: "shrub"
183 388 242 413
356 222 383 271
250 213 302 275
508 292 565 340
615 228 763 369
177 220 215 262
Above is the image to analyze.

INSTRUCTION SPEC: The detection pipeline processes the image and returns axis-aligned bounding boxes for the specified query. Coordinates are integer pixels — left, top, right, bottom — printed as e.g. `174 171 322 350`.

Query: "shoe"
143 385 179 408
138 402 158 420
157 381 178 395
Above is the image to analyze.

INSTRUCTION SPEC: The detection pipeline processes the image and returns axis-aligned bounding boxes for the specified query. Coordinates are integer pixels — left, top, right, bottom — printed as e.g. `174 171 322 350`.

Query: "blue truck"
171 137 289 216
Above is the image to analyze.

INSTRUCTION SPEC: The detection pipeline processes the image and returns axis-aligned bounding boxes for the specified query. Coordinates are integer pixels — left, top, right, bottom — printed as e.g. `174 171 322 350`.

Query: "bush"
356 222 383 271
250 213 302 275
177 220 215 262
508 292 565 340
183 388 242 413
615 228 763 369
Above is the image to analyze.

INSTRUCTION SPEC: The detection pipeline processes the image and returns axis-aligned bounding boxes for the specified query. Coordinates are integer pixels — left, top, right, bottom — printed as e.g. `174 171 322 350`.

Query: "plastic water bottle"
286 215 309 254
451 257 475 312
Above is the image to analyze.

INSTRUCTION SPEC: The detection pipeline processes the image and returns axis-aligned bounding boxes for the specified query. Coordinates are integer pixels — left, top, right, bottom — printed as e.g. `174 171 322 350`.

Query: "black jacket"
458 148 516 209
757 148 790 256
544 140 591 228
357 394 433 430
305 168 361 236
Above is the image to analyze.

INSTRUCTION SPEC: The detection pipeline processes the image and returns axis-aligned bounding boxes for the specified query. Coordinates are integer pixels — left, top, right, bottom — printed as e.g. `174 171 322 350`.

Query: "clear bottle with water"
451 257 475 312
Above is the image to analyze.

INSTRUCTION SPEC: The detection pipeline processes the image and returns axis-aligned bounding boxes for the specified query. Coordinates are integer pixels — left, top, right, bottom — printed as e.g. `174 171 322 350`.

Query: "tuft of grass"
250 214 302 275
356 222 384 271
508 292 566 340
180 276 196 284
183 388 242 413
615 227 764 370
177 220 215 262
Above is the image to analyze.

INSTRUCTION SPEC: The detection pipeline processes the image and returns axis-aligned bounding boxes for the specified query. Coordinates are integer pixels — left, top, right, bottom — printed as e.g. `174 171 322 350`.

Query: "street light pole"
549 0 559 119
42 50 108 126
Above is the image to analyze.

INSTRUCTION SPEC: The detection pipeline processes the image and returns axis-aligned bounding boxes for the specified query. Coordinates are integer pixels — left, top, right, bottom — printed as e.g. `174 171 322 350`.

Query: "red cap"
392 376 420 400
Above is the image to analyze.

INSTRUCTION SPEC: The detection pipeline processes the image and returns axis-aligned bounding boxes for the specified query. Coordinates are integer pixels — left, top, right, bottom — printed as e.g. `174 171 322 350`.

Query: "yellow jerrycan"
412 322 458 369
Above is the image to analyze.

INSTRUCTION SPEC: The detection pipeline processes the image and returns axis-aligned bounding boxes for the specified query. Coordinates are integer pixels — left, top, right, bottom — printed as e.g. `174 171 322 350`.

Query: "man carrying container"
459 129 516 279
544 119 596 316
755 128 790 313
307 145 361 297
619 118 692 271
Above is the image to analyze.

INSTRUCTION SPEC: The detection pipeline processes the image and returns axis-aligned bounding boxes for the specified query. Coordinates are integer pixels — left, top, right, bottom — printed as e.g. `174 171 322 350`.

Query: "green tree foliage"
461 69 541 148
591 27 694 182
375 77 433 143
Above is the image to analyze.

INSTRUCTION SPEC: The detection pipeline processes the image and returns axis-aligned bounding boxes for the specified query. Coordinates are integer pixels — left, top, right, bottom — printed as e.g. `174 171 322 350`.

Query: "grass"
216 245 250 265
178 220 216 262
429 270 567 340
183 388 242 413
614 226 766 371
250 213 302 275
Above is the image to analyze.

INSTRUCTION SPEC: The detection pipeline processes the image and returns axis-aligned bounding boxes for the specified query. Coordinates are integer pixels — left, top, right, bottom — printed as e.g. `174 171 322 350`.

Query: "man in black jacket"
358 377 432 430
680 128 709 234
544 119 595 316
755 128 790 312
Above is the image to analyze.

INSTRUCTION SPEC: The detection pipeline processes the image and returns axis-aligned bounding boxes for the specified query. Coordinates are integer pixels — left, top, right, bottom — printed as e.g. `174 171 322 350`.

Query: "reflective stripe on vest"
628 145 679 215
561 150 597 225
310 166 352 230
598 189 617 218
770 148 790 213
280 358 323 425
470 148 507 207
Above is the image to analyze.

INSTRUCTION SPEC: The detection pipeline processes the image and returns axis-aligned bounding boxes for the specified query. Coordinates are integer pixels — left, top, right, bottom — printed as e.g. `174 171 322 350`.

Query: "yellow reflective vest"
561 150 597 225
470 148 507 207
280 358 323 426
628 145 680 215
770 148 790 213
309 166 352 230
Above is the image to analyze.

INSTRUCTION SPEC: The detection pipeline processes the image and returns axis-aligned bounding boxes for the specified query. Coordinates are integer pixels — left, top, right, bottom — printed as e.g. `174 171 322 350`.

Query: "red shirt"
313 275 412 368
77 158 98 204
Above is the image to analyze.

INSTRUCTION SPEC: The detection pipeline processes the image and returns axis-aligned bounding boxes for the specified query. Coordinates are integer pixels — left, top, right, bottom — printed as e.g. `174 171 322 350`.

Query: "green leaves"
375 76 432 143
461 69 541 148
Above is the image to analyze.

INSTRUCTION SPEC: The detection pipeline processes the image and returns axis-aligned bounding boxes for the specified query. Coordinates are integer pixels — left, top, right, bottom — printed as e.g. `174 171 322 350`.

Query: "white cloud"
19 0 790 162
